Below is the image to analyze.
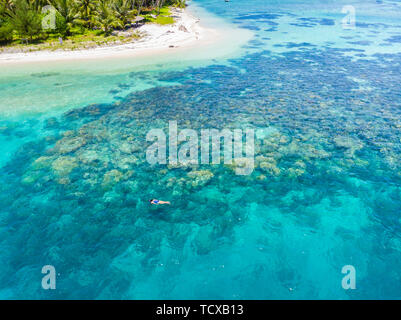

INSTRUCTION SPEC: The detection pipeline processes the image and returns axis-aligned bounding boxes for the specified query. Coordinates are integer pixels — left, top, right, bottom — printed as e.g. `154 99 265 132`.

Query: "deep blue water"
0 0 400 299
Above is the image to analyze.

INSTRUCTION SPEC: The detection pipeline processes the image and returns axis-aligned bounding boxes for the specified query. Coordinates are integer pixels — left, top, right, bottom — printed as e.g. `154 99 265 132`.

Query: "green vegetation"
143 6 173 25
0 0 186 50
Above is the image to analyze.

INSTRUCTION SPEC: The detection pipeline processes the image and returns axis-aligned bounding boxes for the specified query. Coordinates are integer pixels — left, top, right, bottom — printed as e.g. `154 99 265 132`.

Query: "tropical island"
0 0 196 55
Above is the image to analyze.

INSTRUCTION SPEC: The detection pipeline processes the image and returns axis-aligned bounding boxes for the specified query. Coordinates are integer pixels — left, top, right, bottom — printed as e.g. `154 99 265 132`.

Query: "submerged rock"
294 160 306 169
333 135 363 157
21 170 42 185
186 170 214 187
225 157 254 174
259 161 281 176
55 135 86 154
114 155 139 170
57 177 71 185
78 150 103 164
287 167 305 178
31 156 52 170
119 141 139 154
52 156 78 176
193 226 215 255
167 159 198 170
102 169 124 190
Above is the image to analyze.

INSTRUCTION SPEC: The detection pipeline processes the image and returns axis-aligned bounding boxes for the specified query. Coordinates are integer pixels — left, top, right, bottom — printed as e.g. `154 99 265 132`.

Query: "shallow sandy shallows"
0 7 223 65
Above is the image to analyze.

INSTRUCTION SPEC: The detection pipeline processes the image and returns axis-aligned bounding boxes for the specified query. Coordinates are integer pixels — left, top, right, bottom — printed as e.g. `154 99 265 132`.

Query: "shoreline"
0 4 253 118
0 7 220 65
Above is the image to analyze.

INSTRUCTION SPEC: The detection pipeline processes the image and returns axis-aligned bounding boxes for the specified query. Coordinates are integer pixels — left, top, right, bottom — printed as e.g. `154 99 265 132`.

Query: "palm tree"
30 0 48 10
48 0 78 36
175 0 185 8
75 0 96 28
112 0 133 29
7 0 42 41
0 0 13 42
0 0 14 11
95 0 121 35
155 0 166 15
127 0 136 11
135 0 146 18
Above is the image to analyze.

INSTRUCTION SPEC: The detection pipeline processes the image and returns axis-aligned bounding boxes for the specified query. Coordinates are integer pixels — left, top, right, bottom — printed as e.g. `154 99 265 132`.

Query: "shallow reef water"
0 0 401 299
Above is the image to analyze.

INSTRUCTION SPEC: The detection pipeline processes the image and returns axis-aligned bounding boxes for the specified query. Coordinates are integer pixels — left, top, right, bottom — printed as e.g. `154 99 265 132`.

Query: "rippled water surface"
0 0 400 299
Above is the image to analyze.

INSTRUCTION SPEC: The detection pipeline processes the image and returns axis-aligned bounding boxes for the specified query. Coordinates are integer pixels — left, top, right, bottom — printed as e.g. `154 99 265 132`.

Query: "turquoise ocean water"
0 0 400 299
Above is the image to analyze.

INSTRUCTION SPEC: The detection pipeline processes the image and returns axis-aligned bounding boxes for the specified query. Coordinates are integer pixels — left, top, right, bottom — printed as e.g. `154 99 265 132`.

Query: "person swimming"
149 199 170 205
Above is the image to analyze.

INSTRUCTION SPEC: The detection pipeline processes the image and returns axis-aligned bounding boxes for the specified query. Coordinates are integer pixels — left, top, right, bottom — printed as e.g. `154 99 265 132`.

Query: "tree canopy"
0 0 186 43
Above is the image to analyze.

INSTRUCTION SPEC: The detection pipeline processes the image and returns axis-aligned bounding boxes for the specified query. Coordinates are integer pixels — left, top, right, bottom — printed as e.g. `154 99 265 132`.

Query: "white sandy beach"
0 7 221 65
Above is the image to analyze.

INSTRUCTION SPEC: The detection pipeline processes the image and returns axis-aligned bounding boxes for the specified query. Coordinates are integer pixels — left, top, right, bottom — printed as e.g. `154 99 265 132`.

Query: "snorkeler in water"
149 199 170 205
